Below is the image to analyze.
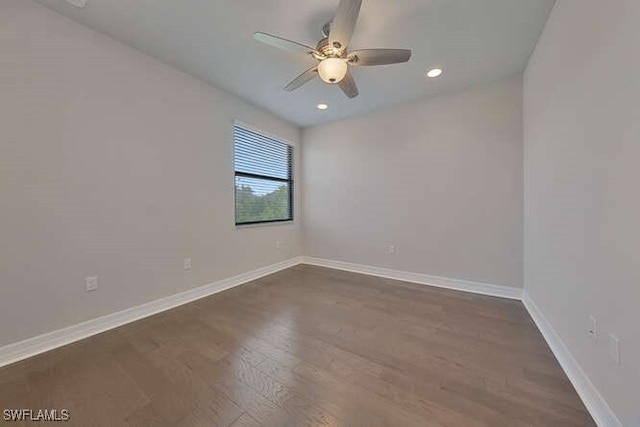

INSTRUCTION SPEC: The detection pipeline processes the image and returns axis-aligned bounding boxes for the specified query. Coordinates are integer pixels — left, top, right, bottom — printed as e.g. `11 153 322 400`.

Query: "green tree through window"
235 183 290 224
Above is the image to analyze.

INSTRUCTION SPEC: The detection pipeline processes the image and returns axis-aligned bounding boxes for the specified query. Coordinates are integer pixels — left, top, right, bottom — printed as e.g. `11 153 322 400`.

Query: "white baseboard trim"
0 257 304 368
301 257 523 300
522 293 622 427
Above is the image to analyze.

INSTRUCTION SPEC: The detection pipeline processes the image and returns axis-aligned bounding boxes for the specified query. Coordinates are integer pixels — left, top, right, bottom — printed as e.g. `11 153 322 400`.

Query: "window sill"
235 221 295 229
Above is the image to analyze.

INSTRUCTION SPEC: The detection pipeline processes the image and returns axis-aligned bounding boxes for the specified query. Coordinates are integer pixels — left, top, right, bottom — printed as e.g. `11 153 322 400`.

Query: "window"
234 124 293 225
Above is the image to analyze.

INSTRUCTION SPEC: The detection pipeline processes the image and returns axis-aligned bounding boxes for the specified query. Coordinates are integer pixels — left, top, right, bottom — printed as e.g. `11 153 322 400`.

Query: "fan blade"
329 0 362 52
348 49 412 66
284 67 318 91
338 70 359 98
254 32 318 56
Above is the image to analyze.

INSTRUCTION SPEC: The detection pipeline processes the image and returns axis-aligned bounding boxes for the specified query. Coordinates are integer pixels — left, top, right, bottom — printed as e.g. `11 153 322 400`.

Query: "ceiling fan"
254 0 412 99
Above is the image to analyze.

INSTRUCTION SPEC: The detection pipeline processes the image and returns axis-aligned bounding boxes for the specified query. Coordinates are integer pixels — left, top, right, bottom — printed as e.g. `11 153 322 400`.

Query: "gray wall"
524 0 640 425
0 0 302 347
303 76 524 288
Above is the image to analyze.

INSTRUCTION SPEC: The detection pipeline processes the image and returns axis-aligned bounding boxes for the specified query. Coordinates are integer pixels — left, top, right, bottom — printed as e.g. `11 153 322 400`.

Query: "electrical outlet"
183 258 192 271
588 316 597 342
85 276 98 292
608 333 621 365
276 241 284 249
66 0 87 8
385 245 397 254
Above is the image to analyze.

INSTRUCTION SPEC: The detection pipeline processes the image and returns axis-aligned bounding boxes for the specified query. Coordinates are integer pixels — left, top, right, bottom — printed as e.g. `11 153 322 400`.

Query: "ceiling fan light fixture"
318 58 348 84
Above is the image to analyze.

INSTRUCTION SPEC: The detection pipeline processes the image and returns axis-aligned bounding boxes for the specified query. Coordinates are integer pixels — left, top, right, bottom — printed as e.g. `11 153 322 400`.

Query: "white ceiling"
33 0 555 127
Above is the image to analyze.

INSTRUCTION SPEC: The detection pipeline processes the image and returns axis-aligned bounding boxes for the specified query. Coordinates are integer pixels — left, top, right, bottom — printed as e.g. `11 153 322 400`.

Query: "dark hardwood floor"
0 265 595 426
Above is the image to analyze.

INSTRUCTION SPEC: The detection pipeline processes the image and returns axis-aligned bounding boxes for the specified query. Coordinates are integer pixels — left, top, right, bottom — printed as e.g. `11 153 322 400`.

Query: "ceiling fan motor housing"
316 37 343 58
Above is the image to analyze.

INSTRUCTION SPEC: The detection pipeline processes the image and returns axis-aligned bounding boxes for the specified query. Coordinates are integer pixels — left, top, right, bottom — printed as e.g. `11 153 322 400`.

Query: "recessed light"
427 68 443 78
317 103 329 110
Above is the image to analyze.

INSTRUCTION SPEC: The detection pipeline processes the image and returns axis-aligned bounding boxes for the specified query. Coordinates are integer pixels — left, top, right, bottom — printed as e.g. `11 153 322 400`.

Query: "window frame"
233 121 294 227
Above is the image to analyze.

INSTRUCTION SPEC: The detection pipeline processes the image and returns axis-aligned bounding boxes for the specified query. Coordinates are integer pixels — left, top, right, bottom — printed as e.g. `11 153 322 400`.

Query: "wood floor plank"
230 412 261 427
0 265 595 426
